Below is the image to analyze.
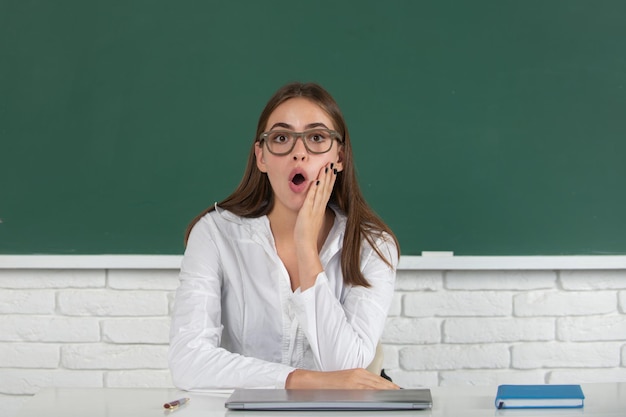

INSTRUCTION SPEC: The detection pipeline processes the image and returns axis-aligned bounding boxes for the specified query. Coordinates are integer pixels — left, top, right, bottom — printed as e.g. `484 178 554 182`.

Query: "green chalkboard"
1 1 625 255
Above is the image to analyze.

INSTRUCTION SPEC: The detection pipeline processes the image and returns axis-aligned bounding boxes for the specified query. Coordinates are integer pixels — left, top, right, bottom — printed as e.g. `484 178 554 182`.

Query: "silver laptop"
225 388 432 411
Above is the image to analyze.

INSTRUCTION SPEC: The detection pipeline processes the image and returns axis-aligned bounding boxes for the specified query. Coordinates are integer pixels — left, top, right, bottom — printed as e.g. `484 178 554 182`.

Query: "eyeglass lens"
264 130 336 155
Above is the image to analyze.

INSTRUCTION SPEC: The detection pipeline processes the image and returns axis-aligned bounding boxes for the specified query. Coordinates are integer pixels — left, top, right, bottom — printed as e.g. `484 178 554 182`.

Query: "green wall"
1 1 625 255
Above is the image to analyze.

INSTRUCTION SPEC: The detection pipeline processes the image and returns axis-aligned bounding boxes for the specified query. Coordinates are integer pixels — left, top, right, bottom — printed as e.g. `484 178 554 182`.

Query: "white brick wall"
382 269 626 389
1 260 625 417
0 267 179 417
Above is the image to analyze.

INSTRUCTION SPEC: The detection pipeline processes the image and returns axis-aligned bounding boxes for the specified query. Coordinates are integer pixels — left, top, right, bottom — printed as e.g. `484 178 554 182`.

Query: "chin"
273 196 305 214
289 201 306 213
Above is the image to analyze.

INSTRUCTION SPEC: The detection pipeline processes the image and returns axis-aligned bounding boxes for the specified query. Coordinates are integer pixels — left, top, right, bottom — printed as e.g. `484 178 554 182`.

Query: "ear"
255 142 267 173
335 144 345 172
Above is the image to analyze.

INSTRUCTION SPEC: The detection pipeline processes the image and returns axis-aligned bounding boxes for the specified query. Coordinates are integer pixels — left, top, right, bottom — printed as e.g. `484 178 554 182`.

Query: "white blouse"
168 204 398 390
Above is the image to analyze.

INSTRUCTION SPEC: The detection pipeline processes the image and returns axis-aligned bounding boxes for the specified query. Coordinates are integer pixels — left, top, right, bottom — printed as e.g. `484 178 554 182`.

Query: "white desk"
16 383 626 417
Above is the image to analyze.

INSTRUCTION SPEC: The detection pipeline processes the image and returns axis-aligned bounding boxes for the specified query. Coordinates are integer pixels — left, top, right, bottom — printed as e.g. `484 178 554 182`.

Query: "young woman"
169 82 400 390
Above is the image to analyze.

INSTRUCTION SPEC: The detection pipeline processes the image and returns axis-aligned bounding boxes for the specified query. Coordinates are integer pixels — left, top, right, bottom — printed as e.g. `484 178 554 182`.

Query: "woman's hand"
295 162 337 248
294 163 337 290
286 368 400 390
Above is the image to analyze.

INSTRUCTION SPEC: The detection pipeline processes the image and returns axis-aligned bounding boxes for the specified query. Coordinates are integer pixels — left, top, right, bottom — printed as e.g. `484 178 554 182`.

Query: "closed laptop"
225 388 432 411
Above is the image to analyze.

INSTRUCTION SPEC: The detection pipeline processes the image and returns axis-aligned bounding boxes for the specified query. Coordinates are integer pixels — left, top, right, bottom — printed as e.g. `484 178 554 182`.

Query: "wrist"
296 247 323 291
295 242 318 257
286 369 313 389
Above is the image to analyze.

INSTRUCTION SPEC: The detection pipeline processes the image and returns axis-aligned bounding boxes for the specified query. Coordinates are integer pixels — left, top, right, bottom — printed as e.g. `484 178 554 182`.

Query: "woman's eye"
273 134 289 143
309 133 327 143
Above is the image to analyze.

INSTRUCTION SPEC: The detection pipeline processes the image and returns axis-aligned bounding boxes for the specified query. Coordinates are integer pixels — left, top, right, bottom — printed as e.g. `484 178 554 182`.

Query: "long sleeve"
168 207 398 389
289 235 398 371
168 215 295 390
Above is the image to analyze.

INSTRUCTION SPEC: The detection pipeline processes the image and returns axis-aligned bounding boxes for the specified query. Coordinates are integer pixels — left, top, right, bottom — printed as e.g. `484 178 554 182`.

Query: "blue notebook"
495 384 584 409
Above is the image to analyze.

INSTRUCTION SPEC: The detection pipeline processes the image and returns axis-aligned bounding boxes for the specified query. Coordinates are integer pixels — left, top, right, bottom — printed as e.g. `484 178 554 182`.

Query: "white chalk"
421 251 454 257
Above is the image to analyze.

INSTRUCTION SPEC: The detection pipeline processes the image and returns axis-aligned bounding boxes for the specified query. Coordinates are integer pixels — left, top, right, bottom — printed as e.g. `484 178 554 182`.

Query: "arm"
168 218 295 390
290 235 398 371
290 163 399 388
293 163 396 370
286 235 399 390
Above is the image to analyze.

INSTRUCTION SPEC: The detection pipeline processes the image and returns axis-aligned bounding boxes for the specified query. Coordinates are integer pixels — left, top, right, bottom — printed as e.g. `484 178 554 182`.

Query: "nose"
291 136 307 161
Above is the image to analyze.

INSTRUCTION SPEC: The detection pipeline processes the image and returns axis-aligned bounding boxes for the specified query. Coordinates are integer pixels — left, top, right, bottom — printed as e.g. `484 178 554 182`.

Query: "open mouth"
291 173 305 185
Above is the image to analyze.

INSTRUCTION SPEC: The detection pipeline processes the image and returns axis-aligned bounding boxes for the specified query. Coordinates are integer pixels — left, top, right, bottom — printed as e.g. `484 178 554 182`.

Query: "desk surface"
16 383 626 417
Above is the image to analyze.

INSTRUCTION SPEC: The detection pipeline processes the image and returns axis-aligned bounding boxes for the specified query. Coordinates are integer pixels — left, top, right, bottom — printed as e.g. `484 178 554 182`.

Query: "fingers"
294 162 338 250
301 162 337 215
311 162 337 209
287 368 401 390
353 369 400 390
329 369 400 390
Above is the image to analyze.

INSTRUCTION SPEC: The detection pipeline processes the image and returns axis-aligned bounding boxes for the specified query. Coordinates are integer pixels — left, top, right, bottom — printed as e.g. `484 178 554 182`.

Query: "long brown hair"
185 82 399 287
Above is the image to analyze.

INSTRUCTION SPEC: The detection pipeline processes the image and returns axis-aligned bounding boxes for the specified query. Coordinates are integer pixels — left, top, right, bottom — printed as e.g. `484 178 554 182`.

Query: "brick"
405 291 511 317
548 368 626 384
512 342 621 368
382 317 440 344
394 270 442 291
0 369 102 394
0 316 100 342
101 318 170 344
58 290 168 316
382 369 438 388
108 269 179 290
560 270 626 290
399 345 509 370
0 270 105 288
620 291 626 313
444 317 554 343
104 370 174 387
1 394 29 417
514 291 616 316
446 271 556 290
557 315 626 341
61 344 168 369
0 290 55 314
441 370 547 386
0 343 60 368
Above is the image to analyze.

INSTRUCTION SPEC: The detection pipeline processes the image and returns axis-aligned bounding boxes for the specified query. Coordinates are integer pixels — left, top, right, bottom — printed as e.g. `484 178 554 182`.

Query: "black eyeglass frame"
258 128 344 156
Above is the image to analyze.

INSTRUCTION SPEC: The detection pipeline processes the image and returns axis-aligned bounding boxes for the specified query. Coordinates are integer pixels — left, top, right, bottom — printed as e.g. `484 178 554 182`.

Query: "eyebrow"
268 122 330 131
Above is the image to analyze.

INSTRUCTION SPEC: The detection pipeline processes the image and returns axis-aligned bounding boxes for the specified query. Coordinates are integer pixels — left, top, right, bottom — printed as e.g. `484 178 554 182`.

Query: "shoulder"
189 204 265 240
204 204 262 226
358 227 399 272
371 232 399 261
328 205 398 267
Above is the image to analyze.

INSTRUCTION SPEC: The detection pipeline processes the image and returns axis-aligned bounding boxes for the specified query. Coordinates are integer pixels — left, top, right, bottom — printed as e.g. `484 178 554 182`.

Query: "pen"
164 397 190 409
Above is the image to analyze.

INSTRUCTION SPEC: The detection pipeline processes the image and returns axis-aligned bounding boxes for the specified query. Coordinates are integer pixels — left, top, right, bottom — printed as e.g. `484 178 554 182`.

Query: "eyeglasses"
258 129 343 156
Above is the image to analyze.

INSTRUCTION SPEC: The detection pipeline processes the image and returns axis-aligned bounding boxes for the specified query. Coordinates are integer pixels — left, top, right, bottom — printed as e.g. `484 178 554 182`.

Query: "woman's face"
255 97 344 214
